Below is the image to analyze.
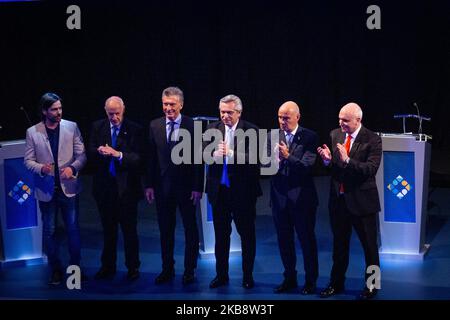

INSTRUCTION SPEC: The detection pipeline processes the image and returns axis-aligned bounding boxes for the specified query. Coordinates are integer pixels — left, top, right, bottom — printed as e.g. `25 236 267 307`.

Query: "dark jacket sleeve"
143 121 157 188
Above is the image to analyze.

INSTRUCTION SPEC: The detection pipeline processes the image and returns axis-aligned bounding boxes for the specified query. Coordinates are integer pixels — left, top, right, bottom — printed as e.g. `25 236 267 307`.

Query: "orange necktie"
339 135 352 194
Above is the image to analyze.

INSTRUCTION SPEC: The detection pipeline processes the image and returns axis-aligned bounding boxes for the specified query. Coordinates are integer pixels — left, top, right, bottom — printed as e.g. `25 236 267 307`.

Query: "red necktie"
339 135 352 194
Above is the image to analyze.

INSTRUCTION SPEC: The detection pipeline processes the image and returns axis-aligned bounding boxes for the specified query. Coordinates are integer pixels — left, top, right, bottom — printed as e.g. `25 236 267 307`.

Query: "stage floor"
1 176 449 300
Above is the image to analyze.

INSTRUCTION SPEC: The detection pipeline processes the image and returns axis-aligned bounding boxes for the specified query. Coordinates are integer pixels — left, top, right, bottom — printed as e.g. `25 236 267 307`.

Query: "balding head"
278 101 301 133
104 96 125 127
339 102 363 134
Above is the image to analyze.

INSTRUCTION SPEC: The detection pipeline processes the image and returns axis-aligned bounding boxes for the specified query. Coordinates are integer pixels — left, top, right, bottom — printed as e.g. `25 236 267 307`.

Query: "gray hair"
105 96 125 108
162 86 184 104
341 102 363 120
219 94 243 112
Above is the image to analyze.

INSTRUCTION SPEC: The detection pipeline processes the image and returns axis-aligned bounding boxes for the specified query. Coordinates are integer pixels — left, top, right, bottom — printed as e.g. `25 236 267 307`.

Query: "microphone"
413 102 422 134
20 106 33 127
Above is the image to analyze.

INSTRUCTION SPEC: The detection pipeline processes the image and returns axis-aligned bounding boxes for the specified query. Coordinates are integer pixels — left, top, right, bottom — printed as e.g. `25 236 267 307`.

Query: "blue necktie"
109 126 118 176
220 129 232 187
286 132 293 148
167 121 176 149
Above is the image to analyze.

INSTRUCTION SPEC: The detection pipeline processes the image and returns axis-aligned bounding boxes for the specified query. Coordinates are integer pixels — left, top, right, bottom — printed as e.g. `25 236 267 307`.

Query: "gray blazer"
24 119 87 201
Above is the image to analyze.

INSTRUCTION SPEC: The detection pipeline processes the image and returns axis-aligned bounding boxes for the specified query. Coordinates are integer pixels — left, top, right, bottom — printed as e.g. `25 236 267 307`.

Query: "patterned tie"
109 126 119 177
220 128 232 187
167 121 176 149
339 135 352 194
286 132 293 148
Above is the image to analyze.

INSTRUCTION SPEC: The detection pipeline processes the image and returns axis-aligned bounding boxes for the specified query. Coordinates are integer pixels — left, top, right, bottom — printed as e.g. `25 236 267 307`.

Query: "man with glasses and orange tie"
317 102 382 300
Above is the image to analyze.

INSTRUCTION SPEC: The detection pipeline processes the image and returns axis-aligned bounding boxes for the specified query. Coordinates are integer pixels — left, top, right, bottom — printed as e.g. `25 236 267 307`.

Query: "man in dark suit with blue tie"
317 102 382 300
89 96 144 281
144 87 203 286
205 94 262 289
270 101 319 295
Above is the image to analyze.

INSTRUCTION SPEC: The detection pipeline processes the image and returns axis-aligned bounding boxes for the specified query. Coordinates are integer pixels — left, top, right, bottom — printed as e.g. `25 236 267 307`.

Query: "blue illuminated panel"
4 157 37 229
383 151 416 223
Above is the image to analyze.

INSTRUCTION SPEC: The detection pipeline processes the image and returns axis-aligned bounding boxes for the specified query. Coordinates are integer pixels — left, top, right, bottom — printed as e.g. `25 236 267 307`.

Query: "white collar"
166 114 182 125
285 125 299 137
225 120 239 132
347 124 362 140
110 122 122 131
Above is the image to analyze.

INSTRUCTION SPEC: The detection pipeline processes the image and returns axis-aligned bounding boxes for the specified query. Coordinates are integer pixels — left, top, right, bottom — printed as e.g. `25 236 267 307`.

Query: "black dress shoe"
319 284 345 298
274 280 298 293
48 270 63 286
209 276 229 289
182 273 196 285
357 288 378 300
155 270 175 285
301 283 316 295
94 267 116 280
242 276 255 289
127 268 140 281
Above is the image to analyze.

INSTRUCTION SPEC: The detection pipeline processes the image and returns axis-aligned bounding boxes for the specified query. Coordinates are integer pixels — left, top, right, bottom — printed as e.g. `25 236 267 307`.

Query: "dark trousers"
95 180 140 271
329 195 380 287
155 189 199 273
212 186 256 278
272 202 318 285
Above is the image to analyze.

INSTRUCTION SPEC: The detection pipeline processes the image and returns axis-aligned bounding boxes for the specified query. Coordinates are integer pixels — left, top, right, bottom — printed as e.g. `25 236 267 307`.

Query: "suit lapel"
279 129 287 145
349 126 364 157
37 122 54 157
116 119 127 150
102 120 112 146
289 127 303 154
58 120 65 157
156 117 168 147
218 122 226 145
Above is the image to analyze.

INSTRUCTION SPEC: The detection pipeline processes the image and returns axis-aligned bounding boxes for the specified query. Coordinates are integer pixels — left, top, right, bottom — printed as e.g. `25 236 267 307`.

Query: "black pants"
155 191 199 273
212 186 257 278
329 196 380 287
96 181 140 271
272 202 318 285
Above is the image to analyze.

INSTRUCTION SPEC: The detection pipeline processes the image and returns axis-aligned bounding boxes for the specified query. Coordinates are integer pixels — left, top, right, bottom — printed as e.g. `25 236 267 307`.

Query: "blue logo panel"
383 151 416 223
4 157 37 229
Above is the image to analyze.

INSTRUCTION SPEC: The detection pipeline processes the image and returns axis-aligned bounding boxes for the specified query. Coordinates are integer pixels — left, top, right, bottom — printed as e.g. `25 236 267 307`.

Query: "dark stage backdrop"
1 0 449 154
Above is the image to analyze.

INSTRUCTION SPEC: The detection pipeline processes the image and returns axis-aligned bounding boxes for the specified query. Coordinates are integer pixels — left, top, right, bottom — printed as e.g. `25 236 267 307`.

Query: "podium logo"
8 180 32 205
387 175 412 200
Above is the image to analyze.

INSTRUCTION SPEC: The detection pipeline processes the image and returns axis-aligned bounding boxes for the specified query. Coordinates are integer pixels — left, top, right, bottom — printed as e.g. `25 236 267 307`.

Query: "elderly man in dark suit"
270 101 319 295
89 96 144 281
144 87 203 286
317 102 382 300
205 94 262 289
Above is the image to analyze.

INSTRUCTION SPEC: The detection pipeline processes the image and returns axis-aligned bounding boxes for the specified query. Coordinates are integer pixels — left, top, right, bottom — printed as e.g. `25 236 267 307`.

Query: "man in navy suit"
317 102 382 300
270 101 319 295
89 96 144 281
144 87 203 286
205 94 262 289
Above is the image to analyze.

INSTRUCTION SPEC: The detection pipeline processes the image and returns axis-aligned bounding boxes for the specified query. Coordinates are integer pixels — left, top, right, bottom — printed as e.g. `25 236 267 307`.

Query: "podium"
0 140 44 267
193 117 241 256
375 133 431 260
